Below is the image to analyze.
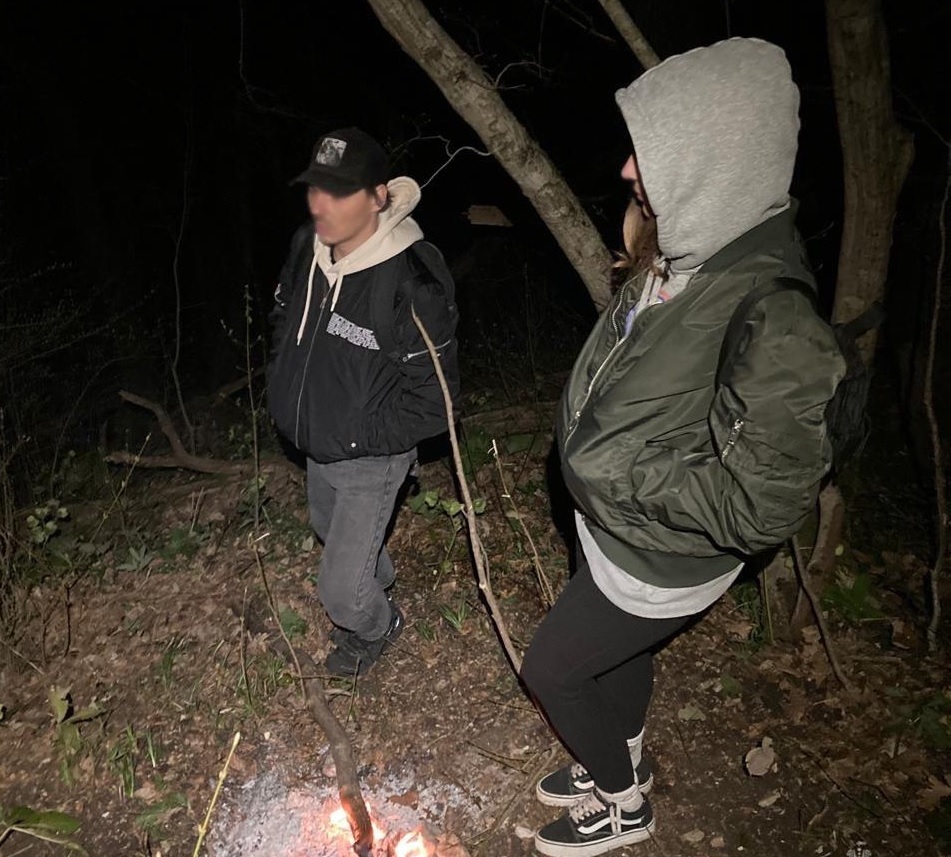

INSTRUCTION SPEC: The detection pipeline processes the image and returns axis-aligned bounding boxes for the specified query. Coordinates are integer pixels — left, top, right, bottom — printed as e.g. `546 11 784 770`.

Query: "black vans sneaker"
537 758 654 807
324 602 404 677
535 790 654 857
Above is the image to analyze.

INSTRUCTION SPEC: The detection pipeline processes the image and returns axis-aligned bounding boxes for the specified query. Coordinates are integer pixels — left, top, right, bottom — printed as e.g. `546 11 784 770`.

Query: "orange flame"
393 830 430 857
327 805 388 846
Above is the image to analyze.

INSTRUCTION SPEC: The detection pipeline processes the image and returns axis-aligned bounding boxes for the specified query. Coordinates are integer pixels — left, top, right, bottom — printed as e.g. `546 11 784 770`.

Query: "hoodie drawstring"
296 235 320 346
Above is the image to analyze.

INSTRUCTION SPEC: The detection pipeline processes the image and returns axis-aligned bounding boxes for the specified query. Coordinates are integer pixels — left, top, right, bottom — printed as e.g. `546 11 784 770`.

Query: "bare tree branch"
595 0 660 69
367 0 614 309
926 150 950 651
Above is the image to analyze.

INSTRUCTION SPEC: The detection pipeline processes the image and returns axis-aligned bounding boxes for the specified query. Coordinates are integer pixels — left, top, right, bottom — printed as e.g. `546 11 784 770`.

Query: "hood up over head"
615 37 800 273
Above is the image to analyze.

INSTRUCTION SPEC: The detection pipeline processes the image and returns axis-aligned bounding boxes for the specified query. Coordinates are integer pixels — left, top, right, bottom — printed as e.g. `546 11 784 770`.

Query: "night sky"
2 0 949 453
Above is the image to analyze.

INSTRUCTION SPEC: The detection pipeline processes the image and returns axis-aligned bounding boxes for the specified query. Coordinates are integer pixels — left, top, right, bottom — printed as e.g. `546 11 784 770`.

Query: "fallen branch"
215 366 266 401
411 307 523 672
105 390 244 474
790 534 854 693
192 731 241 857
234 578 374 856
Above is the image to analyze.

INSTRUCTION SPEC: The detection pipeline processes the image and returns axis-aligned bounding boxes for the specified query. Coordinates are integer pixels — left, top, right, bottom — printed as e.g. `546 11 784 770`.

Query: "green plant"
107 725 139 799
0 804 87 854
278 607 307 639
158 636 189 689
117 544 157 573
25 499 69 546
408 488 487 522
821 569 883 624
414 619 437 642
160 525 207 561
438 598 471 632
135 791 187 835
49 687 103 786
887 688 951 751
237 653 290 715
459 423 494 479
729 580 767 646
236 474 270 530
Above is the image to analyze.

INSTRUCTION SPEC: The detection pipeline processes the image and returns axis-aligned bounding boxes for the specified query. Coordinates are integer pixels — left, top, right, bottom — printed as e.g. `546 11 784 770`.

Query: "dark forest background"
1 0 949 497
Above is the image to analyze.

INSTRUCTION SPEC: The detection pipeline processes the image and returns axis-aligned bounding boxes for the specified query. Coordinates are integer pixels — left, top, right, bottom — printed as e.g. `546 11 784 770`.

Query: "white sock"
595 780 643 811
626 728 644 771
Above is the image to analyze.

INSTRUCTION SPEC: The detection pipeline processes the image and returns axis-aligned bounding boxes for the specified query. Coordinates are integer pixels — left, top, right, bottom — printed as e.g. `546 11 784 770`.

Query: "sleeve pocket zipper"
720 418 745 462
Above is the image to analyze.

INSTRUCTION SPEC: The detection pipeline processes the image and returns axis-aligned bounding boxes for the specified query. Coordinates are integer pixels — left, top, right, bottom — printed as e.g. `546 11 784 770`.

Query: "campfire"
328 805 437 857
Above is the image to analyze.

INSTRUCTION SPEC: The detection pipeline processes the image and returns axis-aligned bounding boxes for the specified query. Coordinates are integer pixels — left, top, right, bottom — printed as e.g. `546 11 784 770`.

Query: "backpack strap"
372 241 457 364
716 277 818 382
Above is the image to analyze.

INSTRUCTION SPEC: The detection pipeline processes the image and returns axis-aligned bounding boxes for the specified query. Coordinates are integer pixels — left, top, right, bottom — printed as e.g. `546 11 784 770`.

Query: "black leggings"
521 552 694 793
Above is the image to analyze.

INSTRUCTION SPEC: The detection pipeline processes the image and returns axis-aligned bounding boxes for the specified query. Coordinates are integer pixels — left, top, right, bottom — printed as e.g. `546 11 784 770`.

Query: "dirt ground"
1 405 949 857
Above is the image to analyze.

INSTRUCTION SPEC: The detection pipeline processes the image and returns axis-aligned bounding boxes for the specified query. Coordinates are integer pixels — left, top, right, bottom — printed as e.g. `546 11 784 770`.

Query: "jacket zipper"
564 294 639 444
293 293 330 448
402 339 452 362
720 418 745 462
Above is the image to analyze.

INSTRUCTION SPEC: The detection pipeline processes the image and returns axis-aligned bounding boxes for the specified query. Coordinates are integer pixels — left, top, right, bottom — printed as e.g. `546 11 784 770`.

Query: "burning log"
235 599 375 855
328 806 472 856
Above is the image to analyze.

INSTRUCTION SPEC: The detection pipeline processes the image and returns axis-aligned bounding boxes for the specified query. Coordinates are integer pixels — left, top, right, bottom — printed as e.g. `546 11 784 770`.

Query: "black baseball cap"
292 127 389 195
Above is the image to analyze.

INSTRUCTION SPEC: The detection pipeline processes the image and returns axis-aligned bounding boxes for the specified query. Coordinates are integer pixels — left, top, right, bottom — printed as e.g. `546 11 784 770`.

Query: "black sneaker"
537 757 653 807
535 790 654 857
324 602 404 677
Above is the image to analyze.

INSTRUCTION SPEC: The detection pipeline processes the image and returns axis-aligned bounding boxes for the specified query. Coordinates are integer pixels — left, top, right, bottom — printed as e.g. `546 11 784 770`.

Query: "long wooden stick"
925 150 950 652
790 535 854 692
411 307 523 673
236 596 374 856
192 731 241 857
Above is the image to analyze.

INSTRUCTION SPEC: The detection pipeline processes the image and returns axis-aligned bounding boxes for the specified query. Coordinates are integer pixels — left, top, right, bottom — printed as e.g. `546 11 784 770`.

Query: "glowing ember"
393 831 430 857
327 804 420 851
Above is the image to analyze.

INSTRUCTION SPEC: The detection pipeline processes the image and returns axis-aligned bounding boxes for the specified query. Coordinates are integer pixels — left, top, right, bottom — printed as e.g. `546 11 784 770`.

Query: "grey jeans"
306 448 416 641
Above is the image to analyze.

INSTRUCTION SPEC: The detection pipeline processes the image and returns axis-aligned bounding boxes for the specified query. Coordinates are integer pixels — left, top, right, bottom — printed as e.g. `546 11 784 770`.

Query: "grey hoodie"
615 37 800 273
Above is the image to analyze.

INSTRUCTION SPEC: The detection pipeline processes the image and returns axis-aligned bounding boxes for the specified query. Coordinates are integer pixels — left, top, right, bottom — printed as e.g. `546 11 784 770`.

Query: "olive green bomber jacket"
556 209 846 585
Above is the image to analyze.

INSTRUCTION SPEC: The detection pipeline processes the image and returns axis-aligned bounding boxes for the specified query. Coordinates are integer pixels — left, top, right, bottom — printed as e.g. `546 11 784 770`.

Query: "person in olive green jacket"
522 38 846 857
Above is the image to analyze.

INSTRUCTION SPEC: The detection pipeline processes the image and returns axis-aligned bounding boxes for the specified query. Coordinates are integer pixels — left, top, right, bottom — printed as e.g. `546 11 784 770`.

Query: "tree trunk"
366 0 614 309
826 0 914 350
785 0 916 621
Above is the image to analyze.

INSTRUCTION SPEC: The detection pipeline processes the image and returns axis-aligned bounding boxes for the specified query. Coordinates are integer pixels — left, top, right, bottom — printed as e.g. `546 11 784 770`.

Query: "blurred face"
307 184 387 257
621 153 653 217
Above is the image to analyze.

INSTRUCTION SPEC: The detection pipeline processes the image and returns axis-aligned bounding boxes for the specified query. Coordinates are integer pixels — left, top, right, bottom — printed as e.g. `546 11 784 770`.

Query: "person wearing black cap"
267 127 460 677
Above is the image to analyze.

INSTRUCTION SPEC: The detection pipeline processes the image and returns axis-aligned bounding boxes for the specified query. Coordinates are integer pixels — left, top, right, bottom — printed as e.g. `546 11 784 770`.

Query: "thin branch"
491 439 554 607
411 307 523 672
420 140 492 190
926 149 950 652
192 731 241 857
545 0 617 44
170 125 195 454
790 535 855 692
595 0 660 69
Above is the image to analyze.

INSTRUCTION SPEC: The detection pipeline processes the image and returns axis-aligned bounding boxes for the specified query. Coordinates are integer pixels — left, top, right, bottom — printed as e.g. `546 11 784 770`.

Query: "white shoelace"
568 791 607 824
569 762 588 779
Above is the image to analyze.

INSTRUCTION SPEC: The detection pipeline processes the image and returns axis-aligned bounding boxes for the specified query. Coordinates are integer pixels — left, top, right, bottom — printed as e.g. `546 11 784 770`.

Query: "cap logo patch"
316 137 347 167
